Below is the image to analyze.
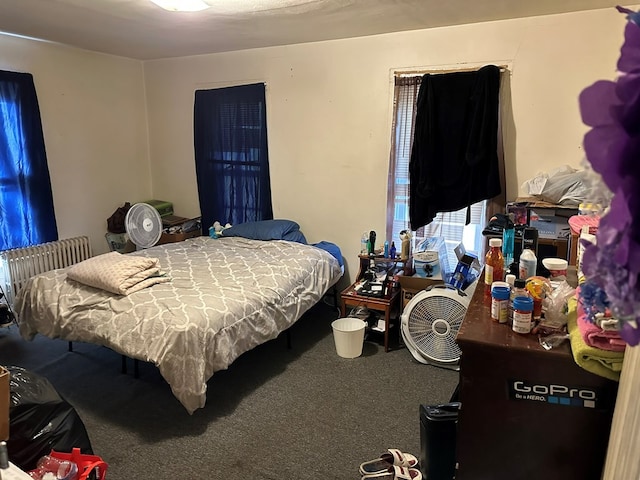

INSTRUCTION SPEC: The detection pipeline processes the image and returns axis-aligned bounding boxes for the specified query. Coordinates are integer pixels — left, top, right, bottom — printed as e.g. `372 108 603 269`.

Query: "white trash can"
331 318 366 358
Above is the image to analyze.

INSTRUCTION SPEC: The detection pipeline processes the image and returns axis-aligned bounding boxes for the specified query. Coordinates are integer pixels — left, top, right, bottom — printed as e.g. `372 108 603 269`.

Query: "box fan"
400 285 470 370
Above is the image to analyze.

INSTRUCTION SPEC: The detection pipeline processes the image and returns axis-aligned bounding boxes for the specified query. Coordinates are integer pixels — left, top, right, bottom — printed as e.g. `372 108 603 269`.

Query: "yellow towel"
567 297 624 382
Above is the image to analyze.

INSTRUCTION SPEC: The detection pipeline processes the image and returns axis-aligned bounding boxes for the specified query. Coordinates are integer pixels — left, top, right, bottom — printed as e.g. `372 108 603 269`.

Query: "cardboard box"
448 243 481 291
398 275 443 309
0 366 9 441
413 237 450 280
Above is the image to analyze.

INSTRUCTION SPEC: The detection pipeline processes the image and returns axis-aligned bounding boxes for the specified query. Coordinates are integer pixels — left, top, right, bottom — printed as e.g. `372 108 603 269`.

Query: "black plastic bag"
107 202 131 233
6 366 93 472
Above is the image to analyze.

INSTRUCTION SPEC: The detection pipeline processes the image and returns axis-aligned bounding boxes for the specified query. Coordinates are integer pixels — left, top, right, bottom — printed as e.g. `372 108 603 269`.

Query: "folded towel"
567 297 624 382
67 251 169 295
576 299 626 352
594 312 619 331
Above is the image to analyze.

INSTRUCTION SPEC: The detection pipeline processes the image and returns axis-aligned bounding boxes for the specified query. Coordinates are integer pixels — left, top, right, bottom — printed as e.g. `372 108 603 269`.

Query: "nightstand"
340 284 400 352
341 256 403 353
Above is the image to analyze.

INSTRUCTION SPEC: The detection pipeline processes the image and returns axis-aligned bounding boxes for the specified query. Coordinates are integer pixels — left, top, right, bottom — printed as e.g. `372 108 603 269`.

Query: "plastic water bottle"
384 240 390 258
502 215 515 270
361 232 368 255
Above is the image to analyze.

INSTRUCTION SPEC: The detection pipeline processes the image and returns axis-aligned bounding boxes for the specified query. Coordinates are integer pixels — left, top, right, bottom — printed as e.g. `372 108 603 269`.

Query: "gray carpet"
0 299 459 479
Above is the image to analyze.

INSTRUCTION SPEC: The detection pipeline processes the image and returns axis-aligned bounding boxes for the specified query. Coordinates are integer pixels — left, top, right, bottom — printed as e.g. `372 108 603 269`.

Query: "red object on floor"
49 448 108 480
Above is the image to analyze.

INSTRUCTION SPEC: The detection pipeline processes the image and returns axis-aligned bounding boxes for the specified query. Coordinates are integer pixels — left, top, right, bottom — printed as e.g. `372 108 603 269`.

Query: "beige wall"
144 7 625 283
0 7 628 278
0 35 150 256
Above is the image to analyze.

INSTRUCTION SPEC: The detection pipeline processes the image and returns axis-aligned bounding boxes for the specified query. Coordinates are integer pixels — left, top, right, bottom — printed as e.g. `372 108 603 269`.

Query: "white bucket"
331 318 366 358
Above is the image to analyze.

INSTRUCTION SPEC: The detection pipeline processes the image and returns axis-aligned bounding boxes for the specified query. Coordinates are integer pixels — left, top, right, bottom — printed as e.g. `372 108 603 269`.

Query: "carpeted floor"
0 299 459 479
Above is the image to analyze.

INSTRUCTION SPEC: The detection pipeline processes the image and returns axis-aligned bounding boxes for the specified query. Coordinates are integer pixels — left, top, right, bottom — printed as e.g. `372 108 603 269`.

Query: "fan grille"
125 203 162 248
404 291 467 364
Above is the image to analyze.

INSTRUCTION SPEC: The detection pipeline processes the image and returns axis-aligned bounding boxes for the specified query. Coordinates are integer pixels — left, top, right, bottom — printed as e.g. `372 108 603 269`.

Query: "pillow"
282 230 307 244
222 219 301 241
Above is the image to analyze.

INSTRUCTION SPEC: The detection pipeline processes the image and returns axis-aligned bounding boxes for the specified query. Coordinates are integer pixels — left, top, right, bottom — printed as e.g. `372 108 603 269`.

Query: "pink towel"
568 214 600 236
576 298 626 352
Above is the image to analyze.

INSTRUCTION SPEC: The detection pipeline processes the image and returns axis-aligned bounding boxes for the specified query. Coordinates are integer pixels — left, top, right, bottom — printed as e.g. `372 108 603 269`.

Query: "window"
193 83 273 231
0 70 57 251
387 73 498 269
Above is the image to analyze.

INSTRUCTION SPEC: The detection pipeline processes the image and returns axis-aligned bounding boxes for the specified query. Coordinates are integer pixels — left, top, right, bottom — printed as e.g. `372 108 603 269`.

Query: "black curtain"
193 83 273 233
409 65 501 230
0 70 58 250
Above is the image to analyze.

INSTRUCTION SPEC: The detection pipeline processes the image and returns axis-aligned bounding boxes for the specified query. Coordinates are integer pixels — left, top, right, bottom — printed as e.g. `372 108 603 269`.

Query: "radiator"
0 236 92 307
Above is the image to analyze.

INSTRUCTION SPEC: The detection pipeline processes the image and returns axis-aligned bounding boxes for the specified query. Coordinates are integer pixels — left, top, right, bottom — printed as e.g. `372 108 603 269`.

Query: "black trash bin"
419 402 460 480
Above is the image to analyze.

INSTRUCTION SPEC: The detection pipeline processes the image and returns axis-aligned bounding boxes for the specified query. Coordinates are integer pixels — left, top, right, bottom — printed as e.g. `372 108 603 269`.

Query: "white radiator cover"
0 236 92 306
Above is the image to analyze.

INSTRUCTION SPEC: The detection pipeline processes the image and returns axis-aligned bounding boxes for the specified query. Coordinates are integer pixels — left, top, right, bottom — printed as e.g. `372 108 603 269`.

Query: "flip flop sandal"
359 449 419 475
361 465 422 480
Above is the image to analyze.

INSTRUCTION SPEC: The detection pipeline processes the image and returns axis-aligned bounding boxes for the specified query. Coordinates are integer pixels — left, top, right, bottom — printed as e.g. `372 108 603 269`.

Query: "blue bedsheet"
312 241 343 267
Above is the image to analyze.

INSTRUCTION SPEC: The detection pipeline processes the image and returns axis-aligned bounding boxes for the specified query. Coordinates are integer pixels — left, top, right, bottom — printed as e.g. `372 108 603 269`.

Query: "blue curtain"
194 83 273 233
0 70 58 250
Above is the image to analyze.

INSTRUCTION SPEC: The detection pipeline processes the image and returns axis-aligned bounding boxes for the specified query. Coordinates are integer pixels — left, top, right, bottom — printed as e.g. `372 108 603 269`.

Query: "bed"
15 228 343 414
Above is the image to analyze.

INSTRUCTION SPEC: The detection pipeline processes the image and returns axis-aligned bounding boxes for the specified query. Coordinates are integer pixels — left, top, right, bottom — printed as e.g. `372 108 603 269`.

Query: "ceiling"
0 0 625 60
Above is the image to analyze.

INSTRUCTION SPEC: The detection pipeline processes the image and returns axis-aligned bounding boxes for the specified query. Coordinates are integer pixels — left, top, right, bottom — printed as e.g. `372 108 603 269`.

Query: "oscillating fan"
401 284 470 370
124 203 163 249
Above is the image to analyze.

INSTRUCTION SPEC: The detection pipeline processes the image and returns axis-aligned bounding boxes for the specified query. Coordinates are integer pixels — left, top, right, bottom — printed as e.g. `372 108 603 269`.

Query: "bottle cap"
520 248 537 260
505 274 516 286
514 278 527 289
513 296 534 311
491 281 510 290
492 286 510 300
489 238 502 247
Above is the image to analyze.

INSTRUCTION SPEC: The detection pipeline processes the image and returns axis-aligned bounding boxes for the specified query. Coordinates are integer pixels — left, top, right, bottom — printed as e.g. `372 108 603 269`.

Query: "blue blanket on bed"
312 241 343 267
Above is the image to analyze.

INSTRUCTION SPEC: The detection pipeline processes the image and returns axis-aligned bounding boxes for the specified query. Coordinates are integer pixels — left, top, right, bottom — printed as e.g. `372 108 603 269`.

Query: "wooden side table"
340 284 400 352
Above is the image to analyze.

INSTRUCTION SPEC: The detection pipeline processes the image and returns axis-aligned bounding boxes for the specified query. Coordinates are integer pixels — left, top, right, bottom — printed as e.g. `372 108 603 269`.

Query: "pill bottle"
512 296 534 334
491 285 510 324
484 238 504 301
509 278 529 324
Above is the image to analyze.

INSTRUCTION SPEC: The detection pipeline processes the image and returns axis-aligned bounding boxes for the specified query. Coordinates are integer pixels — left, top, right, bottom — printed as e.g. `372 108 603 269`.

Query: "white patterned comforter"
16 236 342 413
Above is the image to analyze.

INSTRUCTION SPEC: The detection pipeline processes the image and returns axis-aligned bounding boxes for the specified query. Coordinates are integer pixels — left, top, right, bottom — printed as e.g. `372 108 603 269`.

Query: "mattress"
16 236 342 413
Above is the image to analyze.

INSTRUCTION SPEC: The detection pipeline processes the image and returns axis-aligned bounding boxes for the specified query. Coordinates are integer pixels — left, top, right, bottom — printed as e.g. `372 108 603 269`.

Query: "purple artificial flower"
619 318 640 346
578 8 640 346
578 279 610 321
617 7 640 73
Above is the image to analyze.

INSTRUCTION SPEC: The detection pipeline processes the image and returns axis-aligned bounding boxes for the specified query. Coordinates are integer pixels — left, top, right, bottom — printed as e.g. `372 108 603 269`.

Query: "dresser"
454 276 618 480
